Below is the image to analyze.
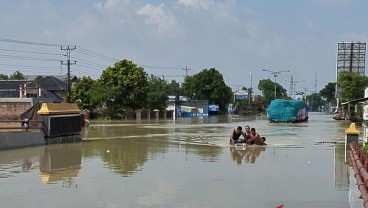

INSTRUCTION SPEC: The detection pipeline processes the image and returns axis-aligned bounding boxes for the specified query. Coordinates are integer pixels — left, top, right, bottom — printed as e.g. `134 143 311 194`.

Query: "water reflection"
179 143 223 162
82 137 169 177
230 145 266 165
39 143 82 187
0 147 42 178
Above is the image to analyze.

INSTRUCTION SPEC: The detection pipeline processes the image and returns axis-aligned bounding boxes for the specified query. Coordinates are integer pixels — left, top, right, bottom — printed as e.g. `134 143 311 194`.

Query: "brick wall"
0 98 32 120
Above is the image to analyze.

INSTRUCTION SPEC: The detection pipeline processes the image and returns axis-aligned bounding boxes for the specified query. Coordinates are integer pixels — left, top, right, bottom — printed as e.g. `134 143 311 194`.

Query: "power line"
0 63 59 70
0 48 63 56
0 37 63 47
0 68 61 74
0 54 60 61
76 64 106 71
138 64 183 70
74 50 116 63
77 46 118 62
0 37 188 78
73 57 108 68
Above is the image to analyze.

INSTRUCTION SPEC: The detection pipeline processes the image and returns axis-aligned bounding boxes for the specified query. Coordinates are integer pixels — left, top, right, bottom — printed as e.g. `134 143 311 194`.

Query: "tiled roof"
36 76 67 91
0 90 19 98
0 76 66 101
0 80 27 90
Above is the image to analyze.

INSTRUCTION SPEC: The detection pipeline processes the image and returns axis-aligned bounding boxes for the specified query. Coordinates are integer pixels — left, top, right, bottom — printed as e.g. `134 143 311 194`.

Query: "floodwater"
0 112 352 208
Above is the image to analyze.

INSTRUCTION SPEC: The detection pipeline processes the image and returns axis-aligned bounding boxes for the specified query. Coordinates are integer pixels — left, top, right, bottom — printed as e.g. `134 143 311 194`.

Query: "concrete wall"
0 98 32 120
0 131 45 150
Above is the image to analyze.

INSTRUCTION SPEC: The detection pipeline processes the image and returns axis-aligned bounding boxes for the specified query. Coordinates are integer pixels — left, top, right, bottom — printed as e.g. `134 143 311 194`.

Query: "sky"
1 0 368 95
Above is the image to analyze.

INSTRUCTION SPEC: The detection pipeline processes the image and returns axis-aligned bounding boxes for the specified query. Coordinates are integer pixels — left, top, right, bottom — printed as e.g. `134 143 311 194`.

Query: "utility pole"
262 69 290 99
249 72 253 105
292 80 305 98
289 75 293 97
301 87 309 102
61 46 76 103
314 72 317 93
183 66 191 77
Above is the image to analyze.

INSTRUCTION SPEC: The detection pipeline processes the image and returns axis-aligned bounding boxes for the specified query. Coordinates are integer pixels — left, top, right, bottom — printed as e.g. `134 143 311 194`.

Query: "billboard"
208 104 219 112
235 94 248 100
337 42 366 76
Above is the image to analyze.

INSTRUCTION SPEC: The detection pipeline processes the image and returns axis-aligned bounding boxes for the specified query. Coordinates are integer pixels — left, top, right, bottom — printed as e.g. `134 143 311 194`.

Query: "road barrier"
349 142 368 208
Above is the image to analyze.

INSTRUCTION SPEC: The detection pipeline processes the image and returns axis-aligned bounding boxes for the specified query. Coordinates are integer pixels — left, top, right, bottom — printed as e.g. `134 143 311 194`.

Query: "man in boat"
229 126 245 145
243 125 251 143
247 128 267 145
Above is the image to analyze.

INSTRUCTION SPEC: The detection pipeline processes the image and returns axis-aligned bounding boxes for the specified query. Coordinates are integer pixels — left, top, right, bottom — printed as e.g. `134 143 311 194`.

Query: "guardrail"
349 142 368 208
0 120 45 132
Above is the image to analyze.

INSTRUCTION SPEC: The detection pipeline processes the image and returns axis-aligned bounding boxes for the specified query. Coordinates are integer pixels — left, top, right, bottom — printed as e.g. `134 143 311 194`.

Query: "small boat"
266 99 309 123
333 111 346 120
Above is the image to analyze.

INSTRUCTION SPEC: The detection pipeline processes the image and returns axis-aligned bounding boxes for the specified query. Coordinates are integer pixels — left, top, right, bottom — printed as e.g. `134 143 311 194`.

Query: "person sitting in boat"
243 125 251 143
229 126 245 145
247 128 267 145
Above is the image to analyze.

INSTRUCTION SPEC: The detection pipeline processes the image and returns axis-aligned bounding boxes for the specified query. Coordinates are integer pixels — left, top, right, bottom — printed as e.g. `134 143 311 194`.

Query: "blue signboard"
208 104 220 112
235 95 248 100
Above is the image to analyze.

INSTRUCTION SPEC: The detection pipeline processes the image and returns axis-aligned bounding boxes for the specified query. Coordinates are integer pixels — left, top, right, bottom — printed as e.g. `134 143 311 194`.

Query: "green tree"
99 59 148 119
34 75 43 81
88 82 112 115
319 82 336 104
338 71 368 102
10 70 25 80
305 93 325 111
0 74 9 80
258 79 288 105
182 68 232 113
146 75 169 110
167 80 182 95
71 76 105 111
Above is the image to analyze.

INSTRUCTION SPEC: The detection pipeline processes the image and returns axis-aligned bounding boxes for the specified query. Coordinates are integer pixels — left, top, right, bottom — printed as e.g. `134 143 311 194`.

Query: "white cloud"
94 0 129 11
177 0 214 9
136 4 177 35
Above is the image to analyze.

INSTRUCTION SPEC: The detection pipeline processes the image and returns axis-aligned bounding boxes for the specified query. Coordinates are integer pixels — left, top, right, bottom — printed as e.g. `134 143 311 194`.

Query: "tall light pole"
262 69 290 99
249 72 253 105
292 80 305 98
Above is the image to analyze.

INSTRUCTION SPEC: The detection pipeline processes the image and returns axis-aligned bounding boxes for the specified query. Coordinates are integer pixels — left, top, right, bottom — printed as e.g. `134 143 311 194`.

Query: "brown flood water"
0 112 351 208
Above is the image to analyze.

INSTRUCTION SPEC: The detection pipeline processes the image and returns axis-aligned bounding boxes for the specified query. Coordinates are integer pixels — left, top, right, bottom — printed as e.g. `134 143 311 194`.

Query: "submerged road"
0 112 351 208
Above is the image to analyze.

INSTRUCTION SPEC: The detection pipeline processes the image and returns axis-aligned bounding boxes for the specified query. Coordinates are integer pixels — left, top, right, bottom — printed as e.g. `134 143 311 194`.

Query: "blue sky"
1 0 367 94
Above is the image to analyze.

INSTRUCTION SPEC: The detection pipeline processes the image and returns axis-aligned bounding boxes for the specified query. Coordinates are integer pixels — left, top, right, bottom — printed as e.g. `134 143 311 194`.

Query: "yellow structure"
39 168 80 184
345 123 360 154
37 103 81 115
345 123 360 134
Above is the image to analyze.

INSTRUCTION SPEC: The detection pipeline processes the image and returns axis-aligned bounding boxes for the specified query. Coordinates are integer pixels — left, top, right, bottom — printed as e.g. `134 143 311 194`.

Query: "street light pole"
249 72 253 105
262 69 290 99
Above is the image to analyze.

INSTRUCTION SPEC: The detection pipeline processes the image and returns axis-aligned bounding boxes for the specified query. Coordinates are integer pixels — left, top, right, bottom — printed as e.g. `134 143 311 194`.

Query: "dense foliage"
0 74 9 80
338 71 368 102
305 93 325 111
319 82 336 104
145 75 169 111
99 59 148 119
181 68 232 113
10 70 25 80
71 76 100 111
258 79 288 105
